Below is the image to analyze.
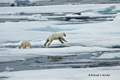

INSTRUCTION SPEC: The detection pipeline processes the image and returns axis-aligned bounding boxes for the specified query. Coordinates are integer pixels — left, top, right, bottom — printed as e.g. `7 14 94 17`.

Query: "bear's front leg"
61 37 67 42
23 45 26 49
59 38 64 44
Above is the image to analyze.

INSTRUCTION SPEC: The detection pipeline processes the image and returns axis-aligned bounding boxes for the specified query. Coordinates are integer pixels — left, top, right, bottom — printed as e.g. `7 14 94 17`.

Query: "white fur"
19 41 32 49
44 32 67 47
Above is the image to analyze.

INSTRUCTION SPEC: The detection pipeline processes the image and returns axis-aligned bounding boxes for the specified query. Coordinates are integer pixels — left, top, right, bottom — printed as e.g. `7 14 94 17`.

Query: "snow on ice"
0 66 120 80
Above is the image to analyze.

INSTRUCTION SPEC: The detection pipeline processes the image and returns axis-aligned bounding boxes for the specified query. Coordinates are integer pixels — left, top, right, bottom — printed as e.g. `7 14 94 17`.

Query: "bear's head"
63 32 66 37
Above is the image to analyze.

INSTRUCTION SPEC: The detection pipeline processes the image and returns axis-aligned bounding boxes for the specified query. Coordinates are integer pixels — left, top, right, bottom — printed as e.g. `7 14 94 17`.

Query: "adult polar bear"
44 32 67 47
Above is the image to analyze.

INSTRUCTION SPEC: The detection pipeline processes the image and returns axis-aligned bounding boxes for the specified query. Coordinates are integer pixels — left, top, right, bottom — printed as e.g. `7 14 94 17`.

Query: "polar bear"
19 41 32 49
44 32 67 47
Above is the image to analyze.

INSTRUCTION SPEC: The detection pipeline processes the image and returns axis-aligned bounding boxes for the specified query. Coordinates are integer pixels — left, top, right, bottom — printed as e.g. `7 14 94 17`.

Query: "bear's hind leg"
47 40 53 47
44 39 49 46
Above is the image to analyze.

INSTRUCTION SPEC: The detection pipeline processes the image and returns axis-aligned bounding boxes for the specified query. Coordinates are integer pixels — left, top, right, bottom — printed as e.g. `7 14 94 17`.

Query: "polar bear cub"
44 32 67 47
19 41 32 49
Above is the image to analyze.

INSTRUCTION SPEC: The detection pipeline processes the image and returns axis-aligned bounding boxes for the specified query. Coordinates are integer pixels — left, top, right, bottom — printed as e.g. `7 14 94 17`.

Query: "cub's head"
19 45 21 49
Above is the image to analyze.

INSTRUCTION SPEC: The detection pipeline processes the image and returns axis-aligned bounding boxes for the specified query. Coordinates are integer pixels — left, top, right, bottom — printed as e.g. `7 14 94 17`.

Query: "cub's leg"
19 44 22 49
23 45 26 49
19 43 23 49
28 43 32 48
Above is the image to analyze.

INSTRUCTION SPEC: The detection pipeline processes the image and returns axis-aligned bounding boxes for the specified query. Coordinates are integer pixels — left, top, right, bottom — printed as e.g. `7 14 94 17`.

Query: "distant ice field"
0 4 120 14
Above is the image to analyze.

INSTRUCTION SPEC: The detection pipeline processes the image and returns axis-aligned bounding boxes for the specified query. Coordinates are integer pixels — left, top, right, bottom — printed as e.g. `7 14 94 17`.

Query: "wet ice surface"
0 43 120 72
0 51 120 72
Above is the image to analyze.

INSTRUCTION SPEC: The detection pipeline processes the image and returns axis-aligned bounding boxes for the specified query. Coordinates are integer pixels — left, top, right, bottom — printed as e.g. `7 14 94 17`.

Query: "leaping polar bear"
44 32 67 47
